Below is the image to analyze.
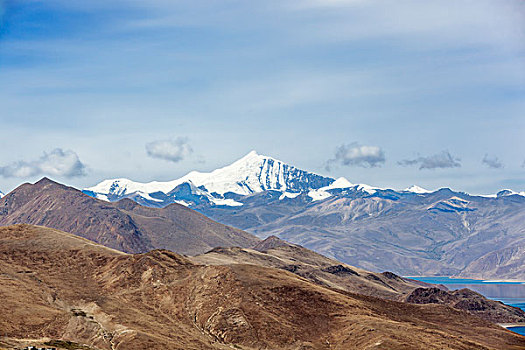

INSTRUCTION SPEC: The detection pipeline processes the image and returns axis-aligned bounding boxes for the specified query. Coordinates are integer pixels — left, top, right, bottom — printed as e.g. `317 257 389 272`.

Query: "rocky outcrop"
406 287 525 324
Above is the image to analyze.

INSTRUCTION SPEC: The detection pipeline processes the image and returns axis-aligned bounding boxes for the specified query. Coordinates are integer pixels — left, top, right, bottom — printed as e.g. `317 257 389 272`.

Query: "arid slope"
1 225 524 350
0 178 259 254
192 235 429 301
193 235 525 324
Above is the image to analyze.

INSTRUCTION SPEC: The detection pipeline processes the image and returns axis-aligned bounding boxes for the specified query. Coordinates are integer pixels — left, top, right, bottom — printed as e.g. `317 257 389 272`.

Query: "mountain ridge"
191 235 525 324
84 151 335 207
83 151 524 209
4 151 524 279
0 177 259 255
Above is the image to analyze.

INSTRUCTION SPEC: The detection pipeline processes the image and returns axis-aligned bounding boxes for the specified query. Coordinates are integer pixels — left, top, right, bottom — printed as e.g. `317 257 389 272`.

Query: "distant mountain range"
2 180 523 324
84 150 524 208
83 151 525 279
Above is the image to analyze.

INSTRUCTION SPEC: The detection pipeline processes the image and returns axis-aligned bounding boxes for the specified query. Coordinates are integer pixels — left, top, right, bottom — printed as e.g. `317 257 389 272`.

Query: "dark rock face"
322 265 359 276
381 271 405 282
406 287 525 324
406 287 458 304
256 158 334 192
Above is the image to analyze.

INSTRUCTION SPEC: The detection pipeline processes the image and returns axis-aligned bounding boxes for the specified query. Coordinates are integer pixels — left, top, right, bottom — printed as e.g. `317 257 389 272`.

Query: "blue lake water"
409 277 525 337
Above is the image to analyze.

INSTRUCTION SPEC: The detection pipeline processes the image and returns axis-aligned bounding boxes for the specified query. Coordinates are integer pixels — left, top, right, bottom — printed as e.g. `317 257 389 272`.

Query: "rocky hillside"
0 178 259 255
193 235 525 324
192 235 433 301
1 224 524 350
406 287 525 324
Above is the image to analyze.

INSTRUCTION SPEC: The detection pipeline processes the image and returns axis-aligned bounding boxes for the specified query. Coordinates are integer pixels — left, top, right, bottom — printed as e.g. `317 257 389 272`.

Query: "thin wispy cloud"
146 138 193 163
0 148 87 178
326 143 385 170
482 154 503 169
398 151 461 170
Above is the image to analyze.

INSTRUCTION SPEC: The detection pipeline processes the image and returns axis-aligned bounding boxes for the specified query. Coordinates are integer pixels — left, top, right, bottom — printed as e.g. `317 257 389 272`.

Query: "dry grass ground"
0 225 524 350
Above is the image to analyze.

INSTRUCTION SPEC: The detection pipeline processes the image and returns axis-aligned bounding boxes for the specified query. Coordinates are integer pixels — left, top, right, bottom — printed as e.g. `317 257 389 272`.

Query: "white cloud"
145 137 192 163
399 151 461 170
482 154 503 169
0 148 87 178
327 143 385 169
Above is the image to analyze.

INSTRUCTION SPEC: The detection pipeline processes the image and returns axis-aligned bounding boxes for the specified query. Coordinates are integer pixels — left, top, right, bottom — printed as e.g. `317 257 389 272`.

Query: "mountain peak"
35 177 57 185
85 152 335 206
252 235 294 251
245 150 259 157
177 151 334 196
228 150 274 168
404 185 431 194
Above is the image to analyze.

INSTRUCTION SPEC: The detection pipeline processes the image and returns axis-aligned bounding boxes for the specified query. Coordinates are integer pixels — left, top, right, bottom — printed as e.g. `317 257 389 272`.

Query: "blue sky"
0 0 524 194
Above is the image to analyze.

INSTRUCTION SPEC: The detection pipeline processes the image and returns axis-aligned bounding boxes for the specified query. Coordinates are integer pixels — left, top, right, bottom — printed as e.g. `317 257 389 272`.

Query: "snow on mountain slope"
85 151 333 206
86 178 186 197
496 189 525 197
177 150 333 195
279 192 301 200
475 190 525 198
404 185 432 194
84 151 524 208
308 177 379 201
0 191 4 199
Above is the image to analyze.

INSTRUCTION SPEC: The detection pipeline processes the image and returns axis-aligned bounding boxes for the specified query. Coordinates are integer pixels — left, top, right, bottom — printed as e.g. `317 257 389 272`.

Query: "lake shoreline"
405 276 525 283
498 323 525 328
409 276 525 337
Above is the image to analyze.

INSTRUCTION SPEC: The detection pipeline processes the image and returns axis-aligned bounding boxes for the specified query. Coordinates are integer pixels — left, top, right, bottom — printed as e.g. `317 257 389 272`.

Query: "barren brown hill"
192 235 525 324
0 178 259 254
406 287 525 324
1 225 524 350
192 235 430 301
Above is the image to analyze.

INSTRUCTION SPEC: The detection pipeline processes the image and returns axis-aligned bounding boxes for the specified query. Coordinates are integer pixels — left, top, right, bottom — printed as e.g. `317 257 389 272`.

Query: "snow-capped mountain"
307 177 381 201
84 151 335 207
84 151 525 208
0 191 4 199
403 185 432 194
496 189 525 197
177 150 334 195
